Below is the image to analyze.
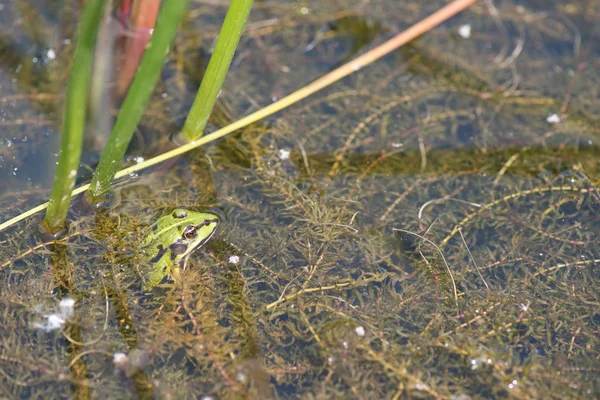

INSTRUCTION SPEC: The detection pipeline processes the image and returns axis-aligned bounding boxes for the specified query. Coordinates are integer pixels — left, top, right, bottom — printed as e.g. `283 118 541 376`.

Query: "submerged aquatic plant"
0 0 598 398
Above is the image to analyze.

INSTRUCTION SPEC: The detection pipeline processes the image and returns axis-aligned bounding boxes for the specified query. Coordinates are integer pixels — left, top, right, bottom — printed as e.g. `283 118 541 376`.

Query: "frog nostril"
202 218 218 227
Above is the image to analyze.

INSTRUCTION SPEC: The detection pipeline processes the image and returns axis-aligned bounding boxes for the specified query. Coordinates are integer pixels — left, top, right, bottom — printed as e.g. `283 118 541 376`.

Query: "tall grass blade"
42 0 105 234
87 0 189 202
180 0 254 142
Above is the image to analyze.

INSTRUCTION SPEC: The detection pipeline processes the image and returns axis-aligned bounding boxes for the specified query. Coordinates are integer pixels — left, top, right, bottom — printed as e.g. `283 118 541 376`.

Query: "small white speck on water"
546 113 561 124
237 372 246 382
278 149 290 160
59 298 75 318
33 298 75 331
113 353 128 364
458 24 471 38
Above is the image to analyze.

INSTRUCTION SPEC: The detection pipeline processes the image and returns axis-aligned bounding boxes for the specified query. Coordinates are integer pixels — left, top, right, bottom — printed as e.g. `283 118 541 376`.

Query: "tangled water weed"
0 0 599 398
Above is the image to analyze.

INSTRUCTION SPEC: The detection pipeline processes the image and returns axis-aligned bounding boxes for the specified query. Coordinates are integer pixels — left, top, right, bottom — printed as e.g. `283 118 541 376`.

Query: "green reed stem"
42 0 105 234
87 0 188 202
180 0 253 142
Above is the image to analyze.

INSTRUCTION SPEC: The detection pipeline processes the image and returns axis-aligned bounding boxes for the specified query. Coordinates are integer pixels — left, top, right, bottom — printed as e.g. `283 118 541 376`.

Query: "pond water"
0 1 598 398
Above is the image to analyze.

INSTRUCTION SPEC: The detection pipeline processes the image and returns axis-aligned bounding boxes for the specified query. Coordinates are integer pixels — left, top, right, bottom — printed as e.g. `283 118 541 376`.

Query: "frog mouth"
197 218 219 243
195 225 218 250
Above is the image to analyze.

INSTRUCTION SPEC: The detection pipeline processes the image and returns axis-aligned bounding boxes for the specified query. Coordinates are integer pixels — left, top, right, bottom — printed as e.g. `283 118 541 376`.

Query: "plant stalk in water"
42 0 105 234
87 0 189 203
180 0 254 142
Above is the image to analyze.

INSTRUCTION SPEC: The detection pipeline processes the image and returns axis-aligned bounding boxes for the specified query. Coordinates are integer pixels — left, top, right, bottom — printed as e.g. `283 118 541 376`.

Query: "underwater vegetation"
0 0 599 398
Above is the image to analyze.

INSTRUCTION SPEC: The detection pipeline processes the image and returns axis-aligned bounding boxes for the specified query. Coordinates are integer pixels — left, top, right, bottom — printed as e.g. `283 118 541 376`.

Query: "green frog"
140 208 221 290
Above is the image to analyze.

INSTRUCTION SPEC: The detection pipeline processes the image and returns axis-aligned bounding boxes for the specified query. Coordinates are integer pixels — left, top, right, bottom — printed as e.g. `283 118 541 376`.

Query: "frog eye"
182 225 197 240
172 209 188 219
